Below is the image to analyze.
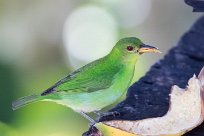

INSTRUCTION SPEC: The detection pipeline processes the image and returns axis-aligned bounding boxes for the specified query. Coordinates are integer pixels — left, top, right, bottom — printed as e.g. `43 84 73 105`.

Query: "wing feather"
41 58 121 96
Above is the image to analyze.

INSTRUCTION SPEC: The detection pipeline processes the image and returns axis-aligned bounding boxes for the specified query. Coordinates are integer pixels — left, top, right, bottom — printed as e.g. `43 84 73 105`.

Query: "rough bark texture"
97 15 204 136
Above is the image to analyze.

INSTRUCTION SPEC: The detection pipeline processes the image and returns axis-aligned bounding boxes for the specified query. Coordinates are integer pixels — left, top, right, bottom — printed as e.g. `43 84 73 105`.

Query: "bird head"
112 37 161 61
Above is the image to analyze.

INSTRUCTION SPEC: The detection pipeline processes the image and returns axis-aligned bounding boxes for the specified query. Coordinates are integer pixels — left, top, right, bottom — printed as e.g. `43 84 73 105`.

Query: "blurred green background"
0 0 201 136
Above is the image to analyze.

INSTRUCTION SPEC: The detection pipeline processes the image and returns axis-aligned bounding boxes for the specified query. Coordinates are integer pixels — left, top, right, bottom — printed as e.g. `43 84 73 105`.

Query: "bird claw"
93 111 103 116
95 111 120 122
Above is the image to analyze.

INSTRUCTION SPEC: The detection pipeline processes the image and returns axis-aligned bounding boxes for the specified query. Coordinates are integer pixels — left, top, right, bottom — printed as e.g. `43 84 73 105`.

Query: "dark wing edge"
41 69 81 96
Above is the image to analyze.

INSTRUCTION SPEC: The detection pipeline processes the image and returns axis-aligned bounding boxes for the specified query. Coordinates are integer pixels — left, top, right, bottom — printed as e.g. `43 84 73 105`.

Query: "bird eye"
127 46 134 51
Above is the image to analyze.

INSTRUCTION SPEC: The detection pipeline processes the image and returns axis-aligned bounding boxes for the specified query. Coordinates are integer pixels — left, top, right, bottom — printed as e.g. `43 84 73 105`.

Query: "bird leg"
79 111 96 126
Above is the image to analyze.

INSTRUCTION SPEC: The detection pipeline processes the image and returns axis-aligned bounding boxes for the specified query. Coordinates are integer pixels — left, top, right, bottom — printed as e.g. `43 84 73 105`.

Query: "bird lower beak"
138 44 162 54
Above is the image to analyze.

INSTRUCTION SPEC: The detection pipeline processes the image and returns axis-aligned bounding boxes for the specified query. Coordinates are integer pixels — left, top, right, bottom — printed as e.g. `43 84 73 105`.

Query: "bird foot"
95 111 120 122
93 111 103 116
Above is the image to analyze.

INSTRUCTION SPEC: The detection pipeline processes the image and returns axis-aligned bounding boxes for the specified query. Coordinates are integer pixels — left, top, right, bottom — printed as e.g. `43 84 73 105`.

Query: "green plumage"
12 37 160 113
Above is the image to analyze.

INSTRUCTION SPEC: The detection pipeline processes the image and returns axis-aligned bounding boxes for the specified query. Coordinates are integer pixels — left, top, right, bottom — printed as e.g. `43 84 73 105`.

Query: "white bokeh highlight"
91 0 152 28
63 5 118 69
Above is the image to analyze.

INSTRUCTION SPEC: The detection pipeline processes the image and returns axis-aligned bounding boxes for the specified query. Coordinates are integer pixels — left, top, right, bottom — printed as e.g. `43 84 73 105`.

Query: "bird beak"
138 44 162 54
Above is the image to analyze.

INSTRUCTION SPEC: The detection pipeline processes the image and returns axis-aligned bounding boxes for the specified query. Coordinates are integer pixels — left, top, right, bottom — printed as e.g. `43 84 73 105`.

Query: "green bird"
12 37 160 117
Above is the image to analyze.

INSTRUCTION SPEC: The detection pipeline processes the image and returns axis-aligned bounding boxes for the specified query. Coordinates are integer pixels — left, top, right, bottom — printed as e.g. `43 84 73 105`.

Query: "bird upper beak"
138 44 162 54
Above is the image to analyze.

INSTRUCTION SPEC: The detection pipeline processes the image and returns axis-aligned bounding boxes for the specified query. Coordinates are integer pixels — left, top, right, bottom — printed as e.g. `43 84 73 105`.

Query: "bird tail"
12 94 41 110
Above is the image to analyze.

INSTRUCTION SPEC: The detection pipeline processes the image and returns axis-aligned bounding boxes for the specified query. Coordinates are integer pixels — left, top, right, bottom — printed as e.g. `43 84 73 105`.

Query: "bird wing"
41 59 121 96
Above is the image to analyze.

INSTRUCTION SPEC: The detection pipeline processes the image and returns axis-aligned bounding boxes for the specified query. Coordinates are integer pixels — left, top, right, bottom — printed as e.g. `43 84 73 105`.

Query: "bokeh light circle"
91 0 152 28
63 5 118 69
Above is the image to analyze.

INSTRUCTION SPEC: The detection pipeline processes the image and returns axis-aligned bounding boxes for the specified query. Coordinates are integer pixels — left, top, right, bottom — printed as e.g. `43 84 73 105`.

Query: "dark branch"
185 0 204 12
